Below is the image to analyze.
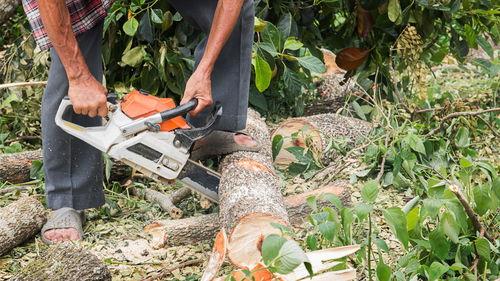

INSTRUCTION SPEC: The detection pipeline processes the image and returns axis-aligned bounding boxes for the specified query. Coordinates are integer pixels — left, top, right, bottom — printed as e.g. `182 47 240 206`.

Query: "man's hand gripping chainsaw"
55 91 223 203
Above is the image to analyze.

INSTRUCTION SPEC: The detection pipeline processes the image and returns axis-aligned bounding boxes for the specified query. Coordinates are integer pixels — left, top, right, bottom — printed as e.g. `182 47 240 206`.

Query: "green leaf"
123 18 139 36
464 24 476 48
254 55 272 92
492 177 500 200
274 240 310 275
254 17 267 32
422 199 441 218
318 221 336 242
322 193 342 210
296 55 326 73
161 11 173 32
408 134 426 155
475 238 490 262
261 21 281 51
376 262 391 281
362 180 379 203
258 42 278 57
150 8 163 24
306 196 318 212
459 157 472 168
277 13 296 38
383 207 408 250
477 36 494 58
121 46 145 67
306 235 318 251
429 229 450 260
428 262 449 281
272 134 283 162
441 212 459 243
29 160 44 180
352 100 366 121
388 0 402 24
261 234 287 265
474 185 491 216
406 207 419 231
354 203 373 221
375 238 390 253
455 127 470 148
284 37 303 51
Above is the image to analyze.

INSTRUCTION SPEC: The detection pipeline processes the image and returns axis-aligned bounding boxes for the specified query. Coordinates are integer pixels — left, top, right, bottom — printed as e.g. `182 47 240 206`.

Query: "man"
22 0 258 244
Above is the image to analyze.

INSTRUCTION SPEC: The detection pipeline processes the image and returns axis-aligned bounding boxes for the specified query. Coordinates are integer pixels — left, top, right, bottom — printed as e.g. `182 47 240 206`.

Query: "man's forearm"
197 0 245 75
37 0 91 81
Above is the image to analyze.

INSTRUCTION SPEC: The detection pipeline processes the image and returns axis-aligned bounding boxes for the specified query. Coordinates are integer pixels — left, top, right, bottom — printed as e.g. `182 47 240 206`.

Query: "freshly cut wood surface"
0 196 47 256
11 243 111 281
271 114 372 166
144 184 350 247
0 150 130 184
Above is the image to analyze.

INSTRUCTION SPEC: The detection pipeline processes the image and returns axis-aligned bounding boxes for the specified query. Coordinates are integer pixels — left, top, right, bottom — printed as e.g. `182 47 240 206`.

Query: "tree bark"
217 109 289 269
11 243 111 281
0 0 21 26
0 150 130 184
0 196 47 256
144 184 350 248
271 114 372 167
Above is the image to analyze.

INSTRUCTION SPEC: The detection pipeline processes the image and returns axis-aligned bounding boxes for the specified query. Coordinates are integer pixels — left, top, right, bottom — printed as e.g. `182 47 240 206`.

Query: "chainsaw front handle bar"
161 99 198 122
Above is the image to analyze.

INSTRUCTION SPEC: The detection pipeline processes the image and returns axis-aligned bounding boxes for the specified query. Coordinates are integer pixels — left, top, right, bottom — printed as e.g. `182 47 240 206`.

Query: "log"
144 184 351 248
0 196 47 256
0 0 20 26
218 109 289 269
271 114 372 167
11 243 112 281
0 150 130 184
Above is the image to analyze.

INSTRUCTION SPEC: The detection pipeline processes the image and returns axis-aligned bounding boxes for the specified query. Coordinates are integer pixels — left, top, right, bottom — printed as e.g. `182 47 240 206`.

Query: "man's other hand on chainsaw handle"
68 74 108 118
181 69 212 116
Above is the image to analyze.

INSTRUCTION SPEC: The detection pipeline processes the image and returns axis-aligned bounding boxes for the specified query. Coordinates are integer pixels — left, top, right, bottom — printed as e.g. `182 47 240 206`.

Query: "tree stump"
271 114 372 167
11 243 111 281
0 196 47 256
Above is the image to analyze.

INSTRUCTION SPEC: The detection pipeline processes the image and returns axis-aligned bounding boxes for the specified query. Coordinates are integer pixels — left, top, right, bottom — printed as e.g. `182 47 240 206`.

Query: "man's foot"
41 208 85 245
191 131 262 161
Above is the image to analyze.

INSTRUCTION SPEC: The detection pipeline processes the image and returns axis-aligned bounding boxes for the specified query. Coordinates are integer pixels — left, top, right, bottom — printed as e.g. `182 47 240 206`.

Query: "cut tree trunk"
11 243 111 281
0 196 47 256
0 0 21 26
144 184 350 248
271 114 372 167
218 109 289 269
0 150 130 184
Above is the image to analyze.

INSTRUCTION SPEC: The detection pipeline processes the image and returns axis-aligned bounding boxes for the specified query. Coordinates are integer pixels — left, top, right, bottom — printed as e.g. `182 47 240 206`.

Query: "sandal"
190 131 262 161
41 207 86 245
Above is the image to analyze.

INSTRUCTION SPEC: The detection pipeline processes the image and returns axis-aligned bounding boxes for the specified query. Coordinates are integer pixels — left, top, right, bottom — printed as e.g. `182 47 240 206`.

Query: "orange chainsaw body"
121 90 189 131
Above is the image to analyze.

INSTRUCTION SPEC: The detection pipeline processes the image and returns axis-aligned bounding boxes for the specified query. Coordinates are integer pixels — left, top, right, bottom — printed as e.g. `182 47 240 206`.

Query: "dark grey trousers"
43 0 254 210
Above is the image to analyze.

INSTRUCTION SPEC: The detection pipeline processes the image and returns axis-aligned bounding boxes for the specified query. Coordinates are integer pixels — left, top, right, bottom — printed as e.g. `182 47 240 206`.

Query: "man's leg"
167 0 255 132
41 21 105 242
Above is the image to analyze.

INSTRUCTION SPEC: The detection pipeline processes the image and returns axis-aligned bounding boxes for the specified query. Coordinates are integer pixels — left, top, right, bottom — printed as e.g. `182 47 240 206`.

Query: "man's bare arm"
181 0 245 116
37 0 107 117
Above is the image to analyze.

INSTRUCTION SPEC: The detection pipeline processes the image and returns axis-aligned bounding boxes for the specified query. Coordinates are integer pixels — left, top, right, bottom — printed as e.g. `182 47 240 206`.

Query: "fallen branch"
0 184 34 195
126 180 191 219
0 81 47 89
477 115 500 138
141 258 203 281
376 127 391 184
426 108 500 137
449 185 495 243
5 135 41 144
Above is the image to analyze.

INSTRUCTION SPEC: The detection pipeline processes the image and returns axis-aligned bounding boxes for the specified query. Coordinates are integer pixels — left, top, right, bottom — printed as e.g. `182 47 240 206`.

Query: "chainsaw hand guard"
173 102 223 150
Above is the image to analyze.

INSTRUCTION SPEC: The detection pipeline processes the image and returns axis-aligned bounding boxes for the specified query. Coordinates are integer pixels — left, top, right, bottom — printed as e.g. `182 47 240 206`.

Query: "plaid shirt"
22 0 114 50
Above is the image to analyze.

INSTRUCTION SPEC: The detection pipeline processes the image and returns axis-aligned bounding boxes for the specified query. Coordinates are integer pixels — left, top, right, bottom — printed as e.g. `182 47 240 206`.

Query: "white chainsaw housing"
55 98 189 180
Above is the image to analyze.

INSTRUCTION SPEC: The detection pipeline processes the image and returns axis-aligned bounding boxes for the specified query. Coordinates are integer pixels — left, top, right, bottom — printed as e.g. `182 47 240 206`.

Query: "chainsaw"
55 90 222 203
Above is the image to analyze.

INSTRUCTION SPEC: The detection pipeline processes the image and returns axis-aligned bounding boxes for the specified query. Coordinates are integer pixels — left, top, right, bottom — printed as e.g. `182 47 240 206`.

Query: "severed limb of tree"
0 81 48 89
449 185 495 243
0 0 22 26
144 184 351 248
0 196 47 256
0 150 130 183
140 258 203 281
426 108 500 138
127 182 191 219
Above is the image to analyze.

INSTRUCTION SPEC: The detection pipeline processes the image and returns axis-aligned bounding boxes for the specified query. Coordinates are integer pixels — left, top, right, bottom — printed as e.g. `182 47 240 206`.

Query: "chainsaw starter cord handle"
160 99 198 122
